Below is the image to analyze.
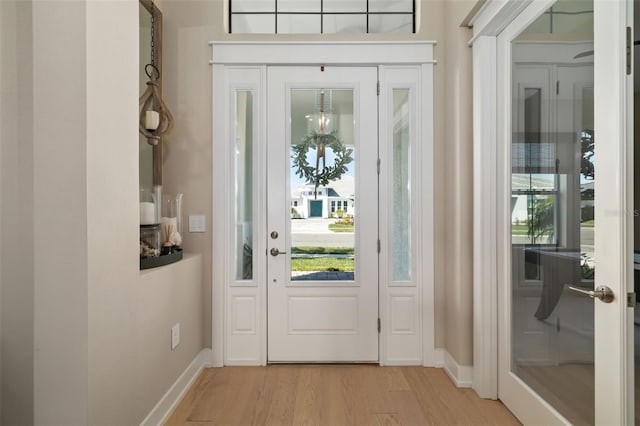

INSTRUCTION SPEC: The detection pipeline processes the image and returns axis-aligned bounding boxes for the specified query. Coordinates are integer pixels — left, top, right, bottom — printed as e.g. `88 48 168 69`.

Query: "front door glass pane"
290 89 355 282
235 90 254 280
510 1 594 424
392 89 411 281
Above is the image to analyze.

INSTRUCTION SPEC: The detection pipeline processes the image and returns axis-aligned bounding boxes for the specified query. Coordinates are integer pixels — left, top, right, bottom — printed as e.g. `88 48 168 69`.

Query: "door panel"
267 66 379 362
511 60 595 424
498 0 632 424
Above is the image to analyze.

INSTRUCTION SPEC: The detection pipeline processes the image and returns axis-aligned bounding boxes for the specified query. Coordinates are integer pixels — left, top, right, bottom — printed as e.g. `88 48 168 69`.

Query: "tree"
581 129 594 180
529 197 555 243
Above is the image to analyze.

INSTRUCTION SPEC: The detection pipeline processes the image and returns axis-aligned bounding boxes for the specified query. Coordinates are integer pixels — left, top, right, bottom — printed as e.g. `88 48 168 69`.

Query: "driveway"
291 218 354 247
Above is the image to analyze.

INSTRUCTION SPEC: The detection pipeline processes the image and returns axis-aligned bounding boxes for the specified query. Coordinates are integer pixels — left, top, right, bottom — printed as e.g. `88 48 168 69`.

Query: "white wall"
1 1 35 424
32 1 89 421
86 1 139 422
443 0 475 367
0 1 205 423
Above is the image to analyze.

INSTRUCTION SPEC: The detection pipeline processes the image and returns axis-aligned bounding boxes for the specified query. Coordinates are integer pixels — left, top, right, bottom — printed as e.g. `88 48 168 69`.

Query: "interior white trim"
592 1 632 423
140 348 212 426
443 351 473 388
432 348 445 367
210 42 436 367
211 63 225 367
432 349 473 388
468 0 533 44
420 62 436 367
471 35 498 400
209 41 436 66
625 2 635 422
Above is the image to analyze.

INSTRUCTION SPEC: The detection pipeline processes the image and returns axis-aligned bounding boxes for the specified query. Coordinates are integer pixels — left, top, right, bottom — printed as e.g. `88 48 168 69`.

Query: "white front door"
266 66 379 362
497 0 633 424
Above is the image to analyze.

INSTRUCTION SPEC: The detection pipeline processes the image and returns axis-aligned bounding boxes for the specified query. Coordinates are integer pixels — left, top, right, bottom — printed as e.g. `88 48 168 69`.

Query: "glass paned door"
510 5 595 424
498 0 632 423
267 66 379 362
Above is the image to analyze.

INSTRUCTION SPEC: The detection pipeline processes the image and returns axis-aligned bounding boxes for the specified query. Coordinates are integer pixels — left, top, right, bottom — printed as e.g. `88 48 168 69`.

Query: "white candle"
140 202 156 225
145 110 160 131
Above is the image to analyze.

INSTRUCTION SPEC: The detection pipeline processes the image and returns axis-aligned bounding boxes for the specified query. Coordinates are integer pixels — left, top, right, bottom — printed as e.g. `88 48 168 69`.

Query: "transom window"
229 0 415 34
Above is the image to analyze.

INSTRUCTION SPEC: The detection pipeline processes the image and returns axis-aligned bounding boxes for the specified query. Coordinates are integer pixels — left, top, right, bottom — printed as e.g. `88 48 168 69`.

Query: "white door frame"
469 0 633 423
209 41 436 367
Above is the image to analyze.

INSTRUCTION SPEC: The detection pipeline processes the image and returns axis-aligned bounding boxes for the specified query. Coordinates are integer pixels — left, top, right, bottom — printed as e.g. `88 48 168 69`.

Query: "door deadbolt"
270 231 279 239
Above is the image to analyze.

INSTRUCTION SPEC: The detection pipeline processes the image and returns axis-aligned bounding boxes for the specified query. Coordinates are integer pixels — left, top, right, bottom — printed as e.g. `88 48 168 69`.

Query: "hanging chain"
150 1 156 67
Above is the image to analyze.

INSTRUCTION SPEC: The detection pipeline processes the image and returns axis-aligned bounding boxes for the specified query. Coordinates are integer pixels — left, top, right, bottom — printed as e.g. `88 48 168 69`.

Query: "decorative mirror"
139 0 182 269
139 0 163 190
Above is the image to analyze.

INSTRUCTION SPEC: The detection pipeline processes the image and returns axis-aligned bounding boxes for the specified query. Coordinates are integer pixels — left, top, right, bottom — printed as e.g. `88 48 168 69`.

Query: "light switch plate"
189 215 206 233
171 323 180 350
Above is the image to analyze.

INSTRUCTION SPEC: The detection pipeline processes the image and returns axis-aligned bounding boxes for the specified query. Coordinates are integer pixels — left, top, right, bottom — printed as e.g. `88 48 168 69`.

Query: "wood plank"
292 367 322 426
165 365 520 426
217 367 267 426
382 367 411 392
184 367 230 423
262 366 299 426
401 367 458 425
373 413 402 426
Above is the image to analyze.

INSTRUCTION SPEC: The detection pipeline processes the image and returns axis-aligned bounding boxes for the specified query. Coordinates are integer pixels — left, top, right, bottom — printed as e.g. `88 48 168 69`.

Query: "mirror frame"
140 0 163 186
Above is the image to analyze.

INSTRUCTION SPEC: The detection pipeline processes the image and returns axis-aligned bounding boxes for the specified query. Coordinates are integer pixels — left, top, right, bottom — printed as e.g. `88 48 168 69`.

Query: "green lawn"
291 246 354 271
512 224 529 236
328 223 354 233
291 257 354 272
512 221 594 235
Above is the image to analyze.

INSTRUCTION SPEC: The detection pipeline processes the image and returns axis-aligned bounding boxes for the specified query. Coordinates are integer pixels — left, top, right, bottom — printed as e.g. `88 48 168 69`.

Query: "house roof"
292 175 355 198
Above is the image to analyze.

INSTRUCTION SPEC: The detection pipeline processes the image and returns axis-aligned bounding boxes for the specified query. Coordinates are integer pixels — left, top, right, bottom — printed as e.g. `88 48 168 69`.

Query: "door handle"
568 285 615 303
270 247 287 256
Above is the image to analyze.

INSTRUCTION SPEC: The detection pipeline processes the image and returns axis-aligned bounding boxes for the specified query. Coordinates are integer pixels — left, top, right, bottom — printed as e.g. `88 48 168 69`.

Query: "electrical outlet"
171 323 180 350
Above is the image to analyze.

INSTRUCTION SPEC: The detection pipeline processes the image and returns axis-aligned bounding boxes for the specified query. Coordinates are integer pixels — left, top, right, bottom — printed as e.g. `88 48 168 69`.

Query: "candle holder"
139 189 184 270
139 64 173 145
138 5 173 146
139 186 159 225
140 225 161 259
160 193 183 254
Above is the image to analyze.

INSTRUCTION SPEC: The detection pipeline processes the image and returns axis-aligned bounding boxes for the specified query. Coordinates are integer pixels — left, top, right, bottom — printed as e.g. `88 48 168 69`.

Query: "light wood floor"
166 365 520 426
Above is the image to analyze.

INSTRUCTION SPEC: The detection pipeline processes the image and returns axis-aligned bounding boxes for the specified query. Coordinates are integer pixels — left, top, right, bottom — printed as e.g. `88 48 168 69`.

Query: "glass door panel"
392 89 411 281
510 2 595 424
235 90 254 281
290 88 355 282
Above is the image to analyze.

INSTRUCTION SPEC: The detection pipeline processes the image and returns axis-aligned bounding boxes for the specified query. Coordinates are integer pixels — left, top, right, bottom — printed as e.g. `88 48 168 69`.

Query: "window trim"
229 0 416 34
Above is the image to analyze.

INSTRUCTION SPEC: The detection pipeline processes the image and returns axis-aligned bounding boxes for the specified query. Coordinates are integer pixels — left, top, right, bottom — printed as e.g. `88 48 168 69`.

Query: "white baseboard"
443 350 473 388
140 348 213 426
224 359 264 366
382 359 424 366
432 348 445 367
